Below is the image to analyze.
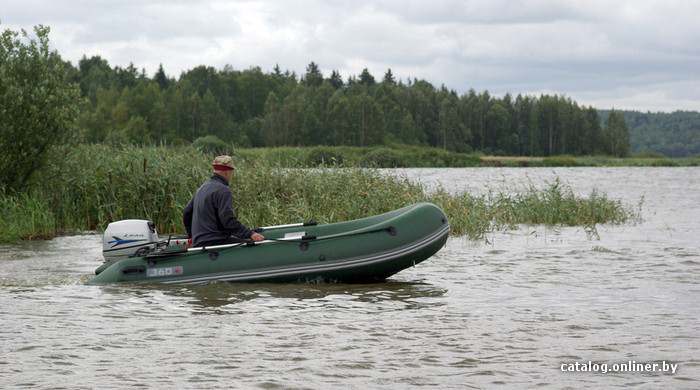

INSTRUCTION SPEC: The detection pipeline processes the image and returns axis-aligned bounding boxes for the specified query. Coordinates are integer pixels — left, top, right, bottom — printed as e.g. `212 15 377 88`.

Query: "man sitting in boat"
183 155 265 247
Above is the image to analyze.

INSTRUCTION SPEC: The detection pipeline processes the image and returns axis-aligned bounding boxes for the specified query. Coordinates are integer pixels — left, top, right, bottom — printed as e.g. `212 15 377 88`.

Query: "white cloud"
1 0 698 111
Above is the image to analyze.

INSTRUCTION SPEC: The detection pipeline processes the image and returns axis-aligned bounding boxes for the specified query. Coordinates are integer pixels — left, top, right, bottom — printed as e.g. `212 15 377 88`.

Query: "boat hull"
88 202 449 285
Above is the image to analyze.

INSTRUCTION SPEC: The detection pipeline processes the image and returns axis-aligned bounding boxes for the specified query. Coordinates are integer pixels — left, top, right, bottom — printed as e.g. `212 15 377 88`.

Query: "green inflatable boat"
88 202 449 285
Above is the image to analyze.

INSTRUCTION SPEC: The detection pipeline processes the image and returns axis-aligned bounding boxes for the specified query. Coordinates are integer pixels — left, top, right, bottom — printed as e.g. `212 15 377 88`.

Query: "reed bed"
0 192 56 241
0 145 639 242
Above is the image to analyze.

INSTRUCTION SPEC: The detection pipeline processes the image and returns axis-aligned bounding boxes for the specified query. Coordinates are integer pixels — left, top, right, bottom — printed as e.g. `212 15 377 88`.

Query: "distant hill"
599 110 700 157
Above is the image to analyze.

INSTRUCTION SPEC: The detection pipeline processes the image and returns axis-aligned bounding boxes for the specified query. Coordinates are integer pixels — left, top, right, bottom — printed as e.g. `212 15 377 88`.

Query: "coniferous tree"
154 64 169 89
328 70 344 89
383 68 396 85
303 61 323 87
358 68 376 86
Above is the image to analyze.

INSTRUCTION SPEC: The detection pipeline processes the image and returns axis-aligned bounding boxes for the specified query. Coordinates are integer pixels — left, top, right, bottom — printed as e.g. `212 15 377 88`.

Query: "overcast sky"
3 0 699 111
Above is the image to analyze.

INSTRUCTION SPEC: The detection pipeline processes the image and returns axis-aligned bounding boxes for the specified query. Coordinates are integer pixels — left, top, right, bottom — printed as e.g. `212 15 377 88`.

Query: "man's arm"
216 189 254 239
183 198 194 238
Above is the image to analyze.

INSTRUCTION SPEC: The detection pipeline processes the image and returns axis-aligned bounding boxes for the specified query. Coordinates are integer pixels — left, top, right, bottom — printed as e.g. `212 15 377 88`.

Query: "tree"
358 68 376 86
383 68 396 85
328 70 344 89
327 90 351 145
605 110 630 157
303 61 323 87
123 115 150 144
438 97 460 150
302 82 334 144
262 91 282 146
154 63 169 89
0 25 81 191
486 102 510 154
581 107 601 154
77 55 113 103
113 62 138 90
348 92 383 146
399 111 420 144
200 89 228 140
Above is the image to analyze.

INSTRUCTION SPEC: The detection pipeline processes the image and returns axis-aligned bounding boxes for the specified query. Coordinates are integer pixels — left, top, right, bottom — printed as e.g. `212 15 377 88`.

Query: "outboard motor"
102 220 159 261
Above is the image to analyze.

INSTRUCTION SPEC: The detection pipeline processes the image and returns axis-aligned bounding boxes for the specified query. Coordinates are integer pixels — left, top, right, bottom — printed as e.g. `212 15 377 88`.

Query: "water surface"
2 168 699 388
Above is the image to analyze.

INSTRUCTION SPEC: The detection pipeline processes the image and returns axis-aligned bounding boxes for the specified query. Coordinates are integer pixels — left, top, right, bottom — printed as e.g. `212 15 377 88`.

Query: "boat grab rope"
260 225 397 244
144 226 397 259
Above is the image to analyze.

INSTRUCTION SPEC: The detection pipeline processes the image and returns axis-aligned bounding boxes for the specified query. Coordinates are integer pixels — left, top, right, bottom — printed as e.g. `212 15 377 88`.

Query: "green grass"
0 144 640 242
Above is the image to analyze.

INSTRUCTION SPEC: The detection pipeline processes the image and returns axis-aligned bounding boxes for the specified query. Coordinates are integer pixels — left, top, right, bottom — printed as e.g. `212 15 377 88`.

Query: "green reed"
0 144 639 242
0 192 56 241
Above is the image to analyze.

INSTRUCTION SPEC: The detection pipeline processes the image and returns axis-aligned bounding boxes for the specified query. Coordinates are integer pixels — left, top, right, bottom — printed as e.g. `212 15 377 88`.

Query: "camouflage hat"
212 155 235 171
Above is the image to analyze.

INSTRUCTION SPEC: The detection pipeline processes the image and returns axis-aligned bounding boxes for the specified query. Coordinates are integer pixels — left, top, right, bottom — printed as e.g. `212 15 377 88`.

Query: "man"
183 155 264 247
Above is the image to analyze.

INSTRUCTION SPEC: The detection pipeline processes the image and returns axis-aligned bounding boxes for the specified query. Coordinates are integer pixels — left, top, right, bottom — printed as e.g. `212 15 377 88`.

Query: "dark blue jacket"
183 175 253 247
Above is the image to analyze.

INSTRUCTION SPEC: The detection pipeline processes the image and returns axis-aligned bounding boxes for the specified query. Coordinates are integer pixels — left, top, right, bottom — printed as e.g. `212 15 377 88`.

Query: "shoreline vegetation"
235 144 700 167
0 145 641 243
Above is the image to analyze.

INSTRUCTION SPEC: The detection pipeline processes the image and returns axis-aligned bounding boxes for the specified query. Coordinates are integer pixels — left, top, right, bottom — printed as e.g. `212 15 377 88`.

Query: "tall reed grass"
0 144 639 242
0 192 56 241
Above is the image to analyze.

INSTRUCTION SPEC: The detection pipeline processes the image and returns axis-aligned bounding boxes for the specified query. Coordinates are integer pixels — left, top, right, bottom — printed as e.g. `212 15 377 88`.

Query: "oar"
255 220 317 232
185 224 398 253
182 221 318 253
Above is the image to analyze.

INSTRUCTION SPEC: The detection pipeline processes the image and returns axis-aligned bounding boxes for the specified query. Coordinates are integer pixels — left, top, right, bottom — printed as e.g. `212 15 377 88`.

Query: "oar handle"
255 220 317 232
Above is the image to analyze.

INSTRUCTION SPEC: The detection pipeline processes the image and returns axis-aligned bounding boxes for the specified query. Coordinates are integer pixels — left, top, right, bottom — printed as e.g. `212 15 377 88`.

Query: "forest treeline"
71 57 631 156
599 110 700 157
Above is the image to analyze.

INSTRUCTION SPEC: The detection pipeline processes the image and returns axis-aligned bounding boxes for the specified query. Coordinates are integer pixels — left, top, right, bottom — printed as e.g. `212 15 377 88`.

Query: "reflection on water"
1 168 699 388
138 281 448 310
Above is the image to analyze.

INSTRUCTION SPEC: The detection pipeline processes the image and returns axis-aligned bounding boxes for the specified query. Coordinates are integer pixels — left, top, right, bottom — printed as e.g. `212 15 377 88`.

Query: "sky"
2 0 699 112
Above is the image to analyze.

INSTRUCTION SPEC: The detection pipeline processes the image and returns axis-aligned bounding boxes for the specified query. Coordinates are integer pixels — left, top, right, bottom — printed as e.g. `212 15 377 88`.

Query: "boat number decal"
147 266 183 278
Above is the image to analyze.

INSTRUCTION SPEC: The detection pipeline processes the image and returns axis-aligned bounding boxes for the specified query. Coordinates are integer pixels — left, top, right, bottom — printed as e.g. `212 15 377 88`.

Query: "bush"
305 146 345 166
192 135 230 155
360 148 407 167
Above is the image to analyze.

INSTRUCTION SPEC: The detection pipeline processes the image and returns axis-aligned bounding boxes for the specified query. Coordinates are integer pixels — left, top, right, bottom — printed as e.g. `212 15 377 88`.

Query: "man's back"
183 174 252 247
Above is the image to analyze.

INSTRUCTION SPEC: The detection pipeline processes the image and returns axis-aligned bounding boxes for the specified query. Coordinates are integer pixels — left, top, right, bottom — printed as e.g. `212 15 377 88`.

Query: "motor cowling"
102 220 159 261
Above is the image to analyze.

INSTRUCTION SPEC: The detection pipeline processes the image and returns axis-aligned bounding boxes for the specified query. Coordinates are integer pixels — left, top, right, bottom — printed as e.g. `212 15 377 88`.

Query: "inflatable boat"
88 202 449 285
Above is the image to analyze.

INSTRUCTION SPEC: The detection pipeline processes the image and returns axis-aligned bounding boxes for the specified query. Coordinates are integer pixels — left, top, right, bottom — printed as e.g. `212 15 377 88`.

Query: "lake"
1 168 699 388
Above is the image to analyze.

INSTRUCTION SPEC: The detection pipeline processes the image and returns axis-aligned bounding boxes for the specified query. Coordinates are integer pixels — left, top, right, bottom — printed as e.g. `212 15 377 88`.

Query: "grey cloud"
372 0 594 25
1 0 698 111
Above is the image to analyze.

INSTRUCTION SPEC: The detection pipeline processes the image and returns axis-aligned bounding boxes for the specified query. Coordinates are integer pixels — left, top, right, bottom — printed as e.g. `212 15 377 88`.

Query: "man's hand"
250 232 265 242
